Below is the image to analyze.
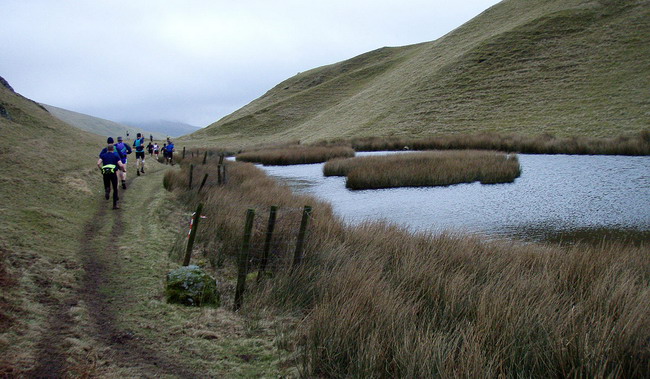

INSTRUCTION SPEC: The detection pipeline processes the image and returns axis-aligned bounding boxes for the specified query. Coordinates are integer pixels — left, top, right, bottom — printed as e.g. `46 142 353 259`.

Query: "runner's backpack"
116 142 129 157
134 137 145 152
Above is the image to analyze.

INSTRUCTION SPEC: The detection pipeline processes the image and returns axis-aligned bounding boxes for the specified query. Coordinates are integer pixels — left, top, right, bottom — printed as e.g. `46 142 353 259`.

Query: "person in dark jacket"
97 142 126 209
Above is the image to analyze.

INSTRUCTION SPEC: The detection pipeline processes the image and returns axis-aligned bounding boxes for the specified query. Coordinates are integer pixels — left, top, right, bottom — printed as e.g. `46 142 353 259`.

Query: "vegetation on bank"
317 131 650 156
236 145 355 165
324 150 521 189
165 152 649 378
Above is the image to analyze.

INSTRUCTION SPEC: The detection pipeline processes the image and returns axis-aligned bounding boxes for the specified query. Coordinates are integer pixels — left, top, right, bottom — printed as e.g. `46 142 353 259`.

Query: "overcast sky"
1 0 501 127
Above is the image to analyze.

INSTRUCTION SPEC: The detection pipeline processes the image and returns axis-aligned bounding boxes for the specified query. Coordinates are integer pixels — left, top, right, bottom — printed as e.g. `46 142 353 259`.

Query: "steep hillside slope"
190 0 650 146
41 103 166 140
0 76 104 373
120 119 201 138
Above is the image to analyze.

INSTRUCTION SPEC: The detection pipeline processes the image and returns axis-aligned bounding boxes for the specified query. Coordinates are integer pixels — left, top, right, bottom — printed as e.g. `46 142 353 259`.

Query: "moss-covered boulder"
165 265 220 306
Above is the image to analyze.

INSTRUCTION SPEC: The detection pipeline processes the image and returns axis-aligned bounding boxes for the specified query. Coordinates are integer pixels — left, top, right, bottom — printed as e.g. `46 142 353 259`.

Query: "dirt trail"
30 168 199 377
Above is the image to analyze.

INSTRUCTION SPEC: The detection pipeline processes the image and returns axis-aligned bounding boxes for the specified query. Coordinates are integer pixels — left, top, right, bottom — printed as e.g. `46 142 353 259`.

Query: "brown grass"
324 150 521 189
236 145 355 165
166 151 649 378
317 130 650 155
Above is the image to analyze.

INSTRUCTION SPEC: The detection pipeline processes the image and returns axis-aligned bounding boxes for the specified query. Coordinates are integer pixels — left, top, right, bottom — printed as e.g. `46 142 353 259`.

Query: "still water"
258 153 650 242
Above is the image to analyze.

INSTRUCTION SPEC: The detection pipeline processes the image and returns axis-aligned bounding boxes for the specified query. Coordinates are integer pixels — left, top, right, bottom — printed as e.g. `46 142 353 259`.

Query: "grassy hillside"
121 119 201 138
41 103 166 140
187 0 650 147
0 78 104 372
1 79 292 376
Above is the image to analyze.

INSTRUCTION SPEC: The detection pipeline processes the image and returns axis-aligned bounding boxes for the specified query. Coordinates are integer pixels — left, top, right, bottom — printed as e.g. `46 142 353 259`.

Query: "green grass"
324 150 521 189
0 82 295 377
183 0 650 147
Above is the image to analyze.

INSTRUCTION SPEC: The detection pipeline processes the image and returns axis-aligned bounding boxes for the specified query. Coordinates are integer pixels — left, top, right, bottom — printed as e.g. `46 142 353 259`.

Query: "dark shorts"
136 151 145 159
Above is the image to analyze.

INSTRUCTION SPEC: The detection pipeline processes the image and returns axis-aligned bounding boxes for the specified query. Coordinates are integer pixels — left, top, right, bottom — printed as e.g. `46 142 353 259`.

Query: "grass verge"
236 145 355 165
317 131 650 155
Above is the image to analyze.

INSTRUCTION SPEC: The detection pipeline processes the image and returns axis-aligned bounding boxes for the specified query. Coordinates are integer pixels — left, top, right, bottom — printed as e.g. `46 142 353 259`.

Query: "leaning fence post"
198 173 209 193
292 206 312 271
258 206 278 282
234 208 255 311
183 203 203 266
222 164 227 184
203 151 208 165
188 164 194 190
182 146 186 158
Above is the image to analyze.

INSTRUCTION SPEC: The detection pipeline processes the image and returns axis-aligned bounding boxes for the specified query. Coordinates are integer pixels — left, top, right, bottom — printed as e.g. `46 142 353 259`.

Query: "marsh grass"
167 151 649 378
236 145 354 165
324 150 521 189
318 131 650 156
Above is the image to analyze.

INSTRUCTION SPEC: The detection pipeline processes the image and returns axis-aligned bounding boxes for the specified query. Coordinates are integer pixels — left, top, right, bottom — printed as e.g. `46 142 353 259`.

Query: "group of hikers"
97 133 175 209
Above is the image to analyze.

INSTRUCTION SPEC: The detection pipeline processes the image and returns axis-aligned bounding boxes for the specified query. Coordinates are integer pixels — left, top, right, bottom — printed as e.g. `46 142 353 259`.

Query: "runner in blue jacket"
114 136 132 189
97 142 126 209
133 132 146 176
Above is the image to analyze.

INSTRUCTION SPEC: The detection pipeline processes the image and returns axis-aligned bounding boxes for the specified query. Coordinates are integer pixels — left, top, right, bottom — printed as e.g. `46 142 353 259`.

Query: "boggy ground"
2 159 295 377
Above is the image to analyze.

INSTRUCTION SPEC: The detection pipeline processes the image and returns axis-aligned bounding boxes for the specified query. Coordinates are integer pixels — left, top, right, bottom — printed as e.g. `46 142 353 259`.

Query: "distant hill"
40 103 166 140
188 0 650 146
121 120 201 138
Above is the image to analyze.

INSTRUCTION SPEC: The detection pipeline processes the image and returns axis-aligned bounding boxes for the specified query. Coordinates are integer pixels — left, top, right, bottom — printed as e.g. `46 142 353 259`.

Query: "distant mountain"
40 103 166 140
120 120 201 138
189 0 650 146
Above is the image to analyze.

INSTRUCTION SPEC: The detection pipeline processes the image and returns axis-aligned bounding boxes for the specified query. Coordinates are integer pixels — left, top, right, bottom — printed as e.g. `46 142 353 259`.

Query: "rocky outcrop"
0 76 14 92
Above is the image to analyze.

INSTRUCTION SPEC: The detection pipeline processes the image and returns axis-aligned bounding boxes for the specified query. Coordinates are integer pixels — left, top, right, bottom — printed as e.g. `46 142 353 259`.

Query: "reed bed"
236 145 355 165
324 150 521 189
316 130 650 155
166 153 649 378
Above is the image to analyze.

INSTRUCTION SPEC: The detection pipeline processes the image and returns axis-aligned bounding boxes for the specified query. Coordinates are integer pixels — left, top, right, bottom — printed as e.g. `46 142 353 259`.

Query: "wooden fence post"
257 206 277 282
203 151 208 165
292 206 312 271
234 208 255 311
198 173 209 193
183 203 203 266
182 146 186 158
188 164 194 190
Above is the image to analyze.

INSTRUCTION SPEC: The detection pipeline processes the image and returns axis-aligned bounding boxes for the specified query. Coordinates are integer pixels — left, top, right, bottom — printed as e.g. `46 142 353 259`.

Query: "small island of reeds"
236 145 355 165
324 150 521 189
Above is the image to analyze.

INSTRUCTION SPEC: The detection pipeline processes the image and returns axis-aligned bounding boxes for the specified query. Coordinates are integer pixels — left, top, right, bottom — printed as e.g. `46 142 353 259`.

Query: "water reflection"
258 153 650 243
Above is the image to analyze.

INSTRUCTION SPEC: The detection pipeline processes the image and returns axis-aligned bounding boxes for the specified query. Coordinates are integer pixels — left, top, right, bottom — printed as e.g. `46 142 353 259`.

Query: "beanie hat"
137 132 141 137
117 136 123 142
107 137 114 144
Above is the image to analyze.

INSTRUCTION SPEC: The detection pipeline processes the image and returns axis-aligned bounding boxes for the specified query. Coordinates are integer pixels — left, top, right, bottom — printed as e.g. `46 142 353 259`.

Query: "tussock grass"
319 130 650 156
324 150 521 189
236 145 354 165
168 152 649 377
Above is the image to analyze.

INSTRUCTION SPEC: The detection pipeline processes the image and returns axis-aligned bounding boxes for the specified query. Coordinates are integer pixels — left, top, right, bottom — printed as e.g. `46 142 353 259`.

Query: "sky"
1 0 501 127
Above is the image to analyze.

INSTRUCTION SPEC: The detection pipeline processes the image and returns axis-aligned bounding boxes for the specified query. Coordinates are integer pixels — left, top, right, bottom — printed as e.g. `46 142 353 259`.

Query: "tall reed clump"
254 223 650 378
163 153 344 282
324 150 521 189
168 152 649 377
317 130 650 155
236 145 355 165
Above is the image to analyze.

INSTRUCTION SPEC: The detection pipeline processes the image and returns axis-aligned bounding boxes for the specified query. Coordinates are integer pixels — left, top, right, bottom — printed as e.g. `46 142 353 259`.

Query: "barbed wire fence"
170 201 317 311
